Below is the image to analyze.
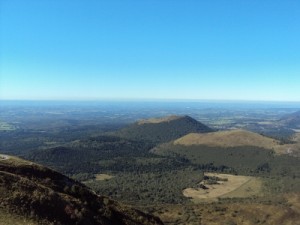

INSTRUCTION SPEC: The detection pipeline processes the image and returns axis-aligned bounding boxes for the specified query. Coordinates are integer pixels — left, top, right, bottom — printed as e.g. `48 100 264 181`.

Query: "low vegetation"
174 130 280 150
2 113 300 225
146 199 300 225
0 156 163 225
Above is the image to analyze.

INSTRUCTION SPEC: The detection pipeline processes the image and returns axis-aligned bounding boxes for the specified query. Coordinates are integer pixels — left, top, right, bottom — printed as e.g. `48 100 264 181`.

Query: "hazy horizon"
1 1 300 101
1 98 300 109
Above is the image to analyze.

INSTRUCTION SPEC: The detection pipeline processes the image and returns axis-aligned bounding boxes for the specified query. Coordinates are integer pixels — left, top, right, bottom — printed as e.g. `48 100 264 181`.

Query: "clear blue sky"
1 0 300 101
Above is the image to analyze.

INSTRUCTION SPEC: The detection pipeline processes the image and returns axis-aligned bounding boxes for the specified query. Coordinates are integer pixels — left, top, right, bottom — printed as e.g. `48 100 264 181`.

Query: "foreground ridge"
0 154 163 225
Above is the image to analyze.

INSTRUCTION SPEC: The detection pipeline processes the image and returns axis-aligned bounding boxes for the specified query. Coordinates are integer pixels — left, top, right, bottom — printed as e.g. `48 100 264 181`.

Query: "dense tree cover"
25 135 206 204
115 116 212 143
154 144 300 197
27 134 210 175
27 137 158 174
87 168 204 204
0 124 122 155
155 144 300 178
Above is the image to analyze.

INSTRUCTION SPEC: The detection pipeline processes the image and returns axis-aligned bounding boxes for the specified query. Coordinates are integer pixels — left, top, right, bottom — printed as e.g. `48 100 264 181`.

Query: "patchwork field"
0 121 15 131
183 173 262 203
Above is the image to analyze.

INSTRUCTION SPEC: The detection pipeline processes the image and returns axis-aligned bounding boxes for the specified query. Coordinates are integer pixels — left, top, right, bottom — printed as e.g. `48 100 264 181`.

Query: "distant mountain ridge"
115 115 213 143
0 154 163 225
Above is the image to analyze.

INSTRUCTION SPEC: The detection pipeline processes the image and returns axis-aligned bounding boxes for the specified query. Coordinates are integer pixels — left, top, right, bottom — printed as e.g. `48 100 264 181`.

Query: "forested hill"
0 154 163 225
114 115 213 143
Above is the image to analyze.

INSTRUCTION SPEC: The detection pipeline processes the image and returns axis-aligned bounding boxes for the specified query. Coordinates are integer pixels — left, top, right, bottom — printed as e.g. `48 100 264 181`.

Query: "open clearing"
83 173 114 183
94 173 114 181
183 173 262 202
0 154 9 160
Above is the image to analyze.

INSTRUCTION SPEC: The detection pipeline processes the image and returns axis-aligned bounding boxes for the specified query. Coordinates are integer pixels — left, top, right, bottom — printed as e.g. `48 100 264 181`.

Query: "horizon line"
1 98 300 104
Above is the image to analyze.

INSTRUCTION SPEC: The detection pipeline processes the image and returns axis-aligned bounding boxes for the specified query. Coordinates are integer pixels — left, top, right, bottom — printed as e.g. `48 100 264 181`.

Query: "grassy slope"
173 129 300 156
153 131 300 200
174 130 280 149
148 199 300 225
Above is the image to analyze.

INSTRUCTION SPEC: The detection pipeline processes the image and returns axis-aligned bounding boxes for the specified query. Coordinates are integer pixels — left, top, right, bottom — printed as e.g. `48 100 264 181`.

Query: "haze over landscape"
1 0 300 101
1 1 300 225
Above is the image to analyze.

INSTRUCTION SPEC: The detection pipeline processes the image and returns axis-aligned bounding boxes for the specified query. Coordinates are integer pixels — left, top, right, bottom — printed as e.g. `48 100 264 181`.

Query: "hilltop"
115 115 212 143
0 154 163 225
137 115 183 125
174 129 280 149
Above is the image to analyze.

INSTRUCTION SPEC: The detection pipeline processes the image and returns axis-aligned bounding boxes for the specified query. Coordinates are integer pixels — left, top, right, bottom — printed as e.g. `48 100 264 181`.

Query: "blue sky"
1 0 300 101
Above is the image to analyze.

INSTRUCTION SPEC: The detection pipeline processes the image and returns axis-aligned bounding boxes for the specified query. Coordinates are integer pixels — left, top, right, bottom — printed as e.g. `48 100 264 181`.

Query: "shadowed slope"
115 115 212 143
0 155 163 225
